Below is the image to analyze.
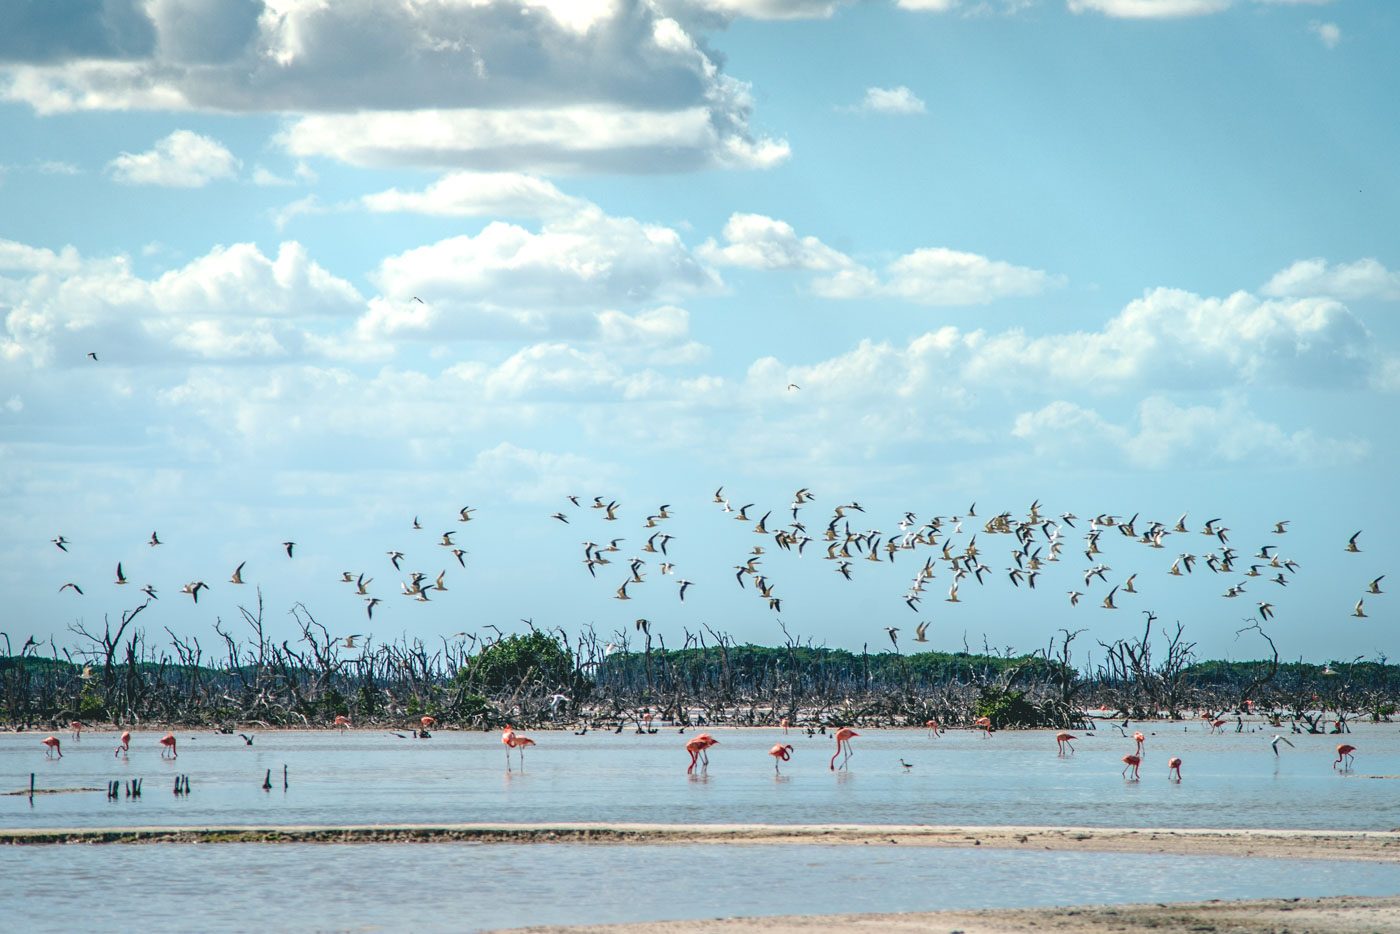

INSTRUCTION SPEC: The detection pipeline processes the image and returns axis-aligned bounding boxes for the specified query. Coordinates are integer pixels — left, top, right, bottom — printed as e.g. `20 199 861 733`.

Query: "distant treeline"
1 598 1394 731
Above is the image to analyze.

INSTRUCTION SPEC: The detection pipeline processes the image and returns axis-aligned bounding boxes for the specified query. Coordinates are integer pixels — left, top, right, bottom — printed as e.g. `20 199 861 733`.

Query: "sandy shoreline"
491 896 1400 934
2 822 1398 861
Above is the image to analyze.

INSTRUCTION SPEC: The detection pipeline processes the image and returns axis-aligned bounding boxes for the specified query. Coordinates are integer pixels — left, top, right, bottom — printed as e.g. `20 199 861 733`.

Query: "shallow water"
4 843 1400 933
3 723 1397 831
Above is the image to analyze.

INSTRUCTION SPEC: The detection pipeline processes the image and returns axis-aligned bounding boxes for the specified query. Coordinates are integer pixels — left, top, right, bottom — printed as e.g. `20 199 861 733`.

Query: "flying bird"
59 582 83 595
229 562 245 585
283 541 296 558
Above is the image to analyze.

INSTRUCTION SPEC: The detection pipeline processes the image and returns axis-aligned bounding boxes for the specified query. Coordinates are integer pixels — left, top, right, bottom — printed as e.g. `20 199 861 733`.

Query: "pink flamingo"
1055 732 1076 756
158 732 177 759
926 720 941 738
1168 756 1182 782
69 720 82 740
1208 718 1227 734
41 735 62 758
501 724 536 771
780 717 790 734
829 727 858 771
1334 744 1357 771
1133 731 1145 756
686 734 718 774
1121 753 1141 780
973 716 992 737
114 730 130 757
332 715 351 731
769 743 793 774
419 715 436 735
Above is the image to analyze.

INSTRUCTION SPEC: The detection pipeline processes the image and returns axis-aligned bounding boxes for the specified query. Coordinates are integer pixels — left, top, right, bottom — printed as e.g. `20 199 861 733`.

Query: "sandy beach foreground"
2 822 1398 862
494 896 1400 934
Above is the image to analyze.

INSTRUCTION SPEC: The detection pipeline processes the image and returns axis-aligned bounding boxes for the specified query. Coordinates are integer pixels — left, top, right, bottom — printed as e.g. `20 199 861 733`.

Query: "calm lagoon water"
4 843 1400 932
3 723 1398 831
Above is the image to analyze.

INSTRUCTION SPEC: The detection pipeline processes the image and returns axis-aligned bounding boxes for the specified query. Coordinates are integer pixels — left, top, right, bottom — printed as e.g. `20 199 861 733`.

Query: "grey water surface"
4 842 1400 933
4 723 1397 831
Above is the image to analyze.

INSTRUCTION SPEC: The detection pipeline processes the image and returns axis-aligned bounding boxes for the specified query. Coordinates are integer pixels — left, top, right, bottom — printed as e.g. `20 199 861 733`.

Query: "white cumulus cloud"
1309 20 1341 49
362 171 589 219
1262 258 1400 302
699 213 854 271
106 129 238 187
815 247 1058 305
1067 0 1231 16
2 1 789 175
849 86 927 115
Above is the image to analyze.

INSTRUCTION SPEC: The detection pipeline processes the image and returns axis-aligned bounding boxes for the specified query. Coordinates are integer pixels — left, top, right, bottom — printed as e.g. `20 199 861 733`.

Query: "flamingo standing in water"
501 725 536 771
41 736 62 758
686 734 718 774
829 727 858 771
69 721 82 740
158 732 177 759
780 717 790 734
1055 732 1076 756
973 716 993 737
1133 731 1145 757
115 730 130 757
1334 744 1357 771
333 715 351 731
1208 718 1228 734
1168 757 1182 782
1121 754 1141 780
769 743 793 774
926 720 941 738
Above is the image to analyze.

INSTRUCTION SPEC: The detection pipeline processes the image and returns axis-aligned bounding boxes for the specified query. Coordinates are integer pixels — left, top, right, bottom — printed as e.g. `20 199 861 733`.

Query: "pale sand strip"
1 823 1398 861
492 896 1400 934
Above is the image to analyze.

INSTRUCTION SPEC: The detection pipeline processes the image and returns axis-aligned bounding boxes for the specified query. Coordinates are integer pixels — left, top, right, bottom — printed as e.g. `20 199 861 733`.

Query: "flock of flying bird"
48 507 483 626
45 491 1383 644
551 491 1383 647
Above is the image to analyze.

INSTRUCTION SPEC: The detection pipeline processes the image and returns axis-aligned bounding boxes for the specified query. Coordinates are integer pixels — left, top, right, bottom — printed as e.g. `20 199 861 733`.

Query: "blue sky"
2 0 1397 666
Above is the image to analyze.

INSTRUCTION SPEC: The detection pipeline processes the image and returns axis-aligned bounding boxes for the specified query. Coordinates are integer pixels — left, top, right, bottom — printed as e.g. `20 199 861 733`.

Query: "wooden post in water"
29 773 34 800
262 768 272 791
283 764 288 790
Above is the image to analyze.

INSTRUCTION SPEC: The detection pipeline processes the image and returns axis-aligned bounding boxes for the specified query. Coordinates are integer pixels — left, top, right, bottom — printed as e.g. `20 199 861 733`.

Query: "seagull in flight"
282 541 296 558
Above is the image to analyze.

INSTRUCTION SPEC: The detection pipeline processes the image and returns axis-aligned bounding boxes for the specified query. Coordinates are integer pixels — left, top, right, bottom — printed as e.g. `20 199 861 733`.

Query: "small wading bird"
1334 744 1356 771
501 724 535 771
769 743 793 774
1121 754 1141 781
686 734 718 774
829 727 858 771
